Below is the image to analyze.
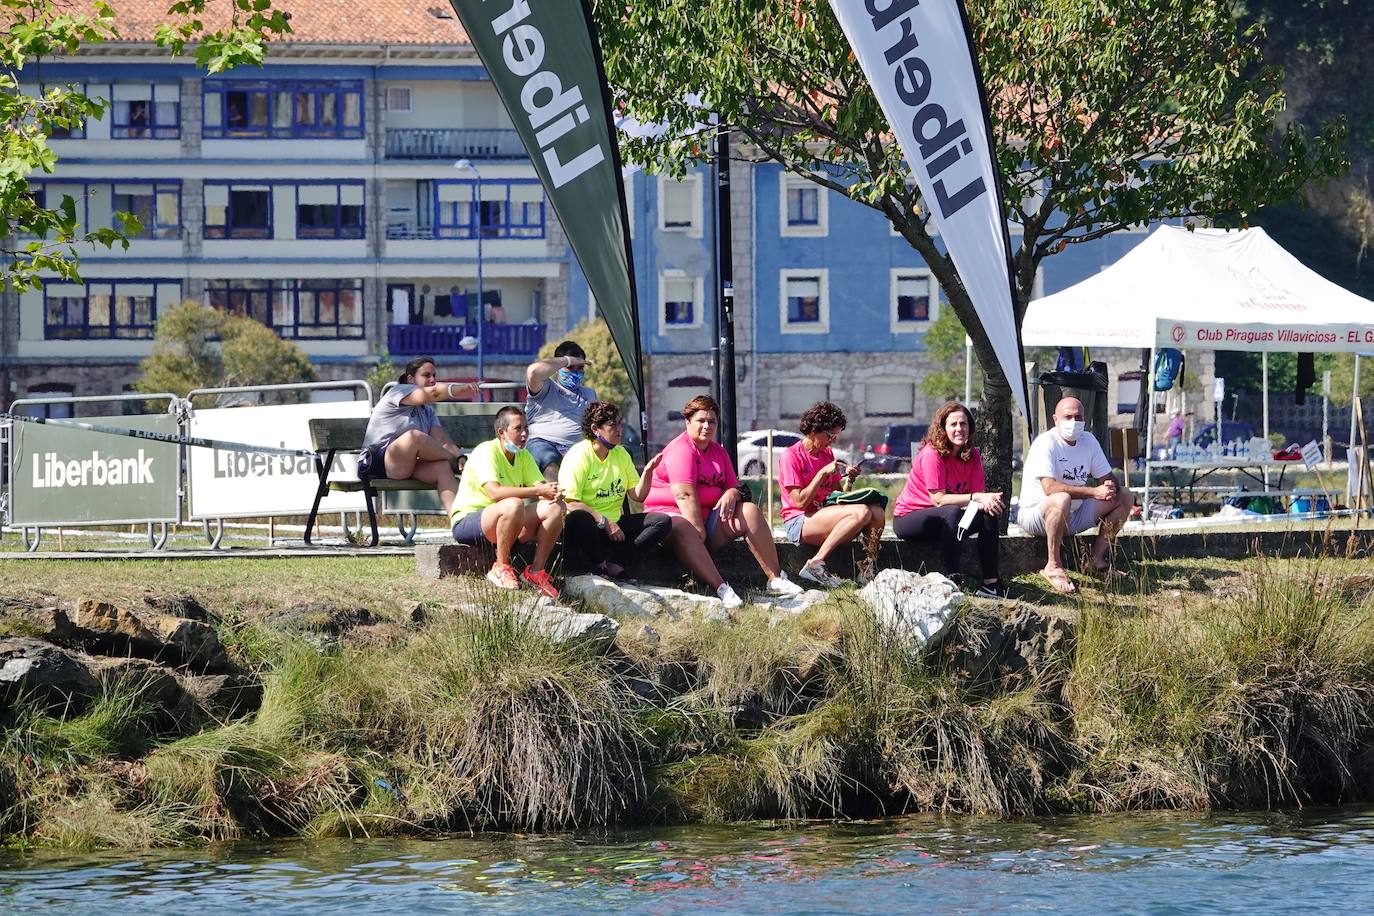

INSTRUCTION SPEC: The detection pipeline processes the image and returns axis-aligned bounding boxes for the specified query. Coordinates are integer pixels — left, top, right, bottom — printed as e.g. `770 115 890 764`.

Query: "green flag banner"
448 0 645 412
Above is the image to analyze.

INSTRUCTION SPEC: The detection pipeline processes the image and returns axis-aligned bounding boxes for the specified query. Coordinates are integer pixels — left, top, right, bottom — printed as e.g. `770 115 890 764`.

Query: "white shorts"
1017 499 1100 536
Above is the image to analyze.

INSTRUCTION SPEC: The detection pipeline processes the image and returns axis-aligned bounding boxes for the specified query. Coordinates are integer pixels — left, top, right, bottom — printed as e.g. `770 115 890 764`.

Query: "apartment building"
4 1 570 412
5 0 1210 443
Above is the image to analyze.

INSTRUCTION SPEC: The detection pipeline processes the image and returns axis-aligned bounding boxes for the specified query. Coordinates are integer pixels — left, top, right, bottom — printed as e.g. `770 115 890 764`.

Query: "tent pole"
1261 351 1270 489
1352 355 1362 459
1144 343 1157 521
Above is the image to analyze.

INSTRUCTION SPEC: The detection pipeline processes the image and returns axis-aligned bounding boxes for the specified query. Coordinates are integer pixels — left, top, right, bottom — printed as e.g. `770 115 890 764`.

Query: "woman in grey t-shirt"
360 356 472 521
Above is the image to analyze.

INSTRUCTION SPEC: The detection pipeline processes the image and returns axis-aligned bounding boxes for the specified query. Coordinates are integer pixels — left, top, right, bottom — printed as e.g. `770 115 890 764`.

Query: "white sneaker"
717 583 744 609
767 574 804 596
798 560 843 589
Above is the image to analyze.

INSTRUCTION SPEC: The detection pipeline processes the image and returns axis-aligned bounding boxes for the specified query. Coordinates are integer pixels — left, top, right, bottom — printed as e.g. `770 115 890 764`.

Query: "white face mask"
1057 419 1085 440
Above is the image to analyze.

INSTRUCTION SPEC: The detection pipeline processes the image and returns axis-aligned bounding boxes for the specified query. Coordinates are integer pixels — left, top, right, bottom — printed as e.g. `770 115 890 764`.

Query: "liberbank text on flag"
448 0 645 411
828 0 1029 418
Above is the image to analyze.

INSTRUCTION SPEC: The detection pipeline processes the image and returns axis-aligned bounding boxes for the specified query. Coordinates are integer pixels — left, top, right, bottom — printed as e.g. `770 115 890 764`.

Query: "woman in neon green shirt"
558 402 670 579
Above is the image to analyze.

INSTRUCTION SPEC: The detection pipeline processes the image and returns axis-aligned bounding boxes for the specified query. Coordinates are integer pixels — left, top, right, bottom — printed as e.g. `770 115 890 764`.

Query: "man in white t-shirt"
1017 397 1133 593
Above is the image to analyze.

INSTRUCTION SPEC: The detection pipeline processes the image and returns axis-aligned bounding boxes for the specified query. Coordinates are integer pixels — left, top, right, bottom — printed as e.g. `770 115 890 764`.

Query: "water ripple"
4 808 1374 913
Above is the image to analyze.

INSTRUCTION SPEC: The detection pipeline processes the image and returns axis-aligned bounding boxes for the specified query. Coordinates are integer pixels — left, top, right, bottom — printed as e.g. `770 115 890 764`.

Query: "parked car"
860 422 926 474
1192 421 1254 449
736 429 851 476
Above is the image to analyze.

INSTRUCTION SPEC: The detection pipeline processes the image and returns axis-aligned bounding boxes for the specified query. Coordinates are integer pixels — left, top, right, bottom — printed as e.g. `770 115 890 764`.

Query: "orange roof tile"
89 0 472 46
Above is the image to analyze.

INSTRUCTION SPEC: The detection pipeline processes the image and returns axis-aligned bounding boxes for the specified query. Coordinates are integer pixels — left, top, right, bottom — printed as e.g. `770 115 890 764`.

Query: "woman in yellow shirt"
558 402 670 579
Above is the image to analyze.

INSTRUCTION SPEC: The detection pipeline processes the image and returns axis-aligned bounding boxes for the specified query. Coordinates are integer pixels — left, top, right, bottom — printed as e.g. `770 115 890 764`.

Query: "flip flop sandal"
1041 569 1076 594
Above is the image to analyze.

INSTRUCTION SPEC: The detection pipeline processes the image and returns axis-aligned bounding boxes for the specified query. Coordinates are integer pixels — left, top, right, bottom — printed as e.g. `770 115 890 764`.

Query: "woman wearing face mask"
524 341 596 478
558 401 671 578
642 395 803 609
892 401 1007 598
449 405 566 598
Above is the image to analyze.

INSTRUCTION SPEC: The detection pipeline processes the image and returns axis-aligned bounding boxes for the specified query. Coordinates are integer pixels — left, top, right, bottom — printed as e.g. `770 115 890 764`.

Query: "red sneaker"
486 562 519 590
521 567 560 600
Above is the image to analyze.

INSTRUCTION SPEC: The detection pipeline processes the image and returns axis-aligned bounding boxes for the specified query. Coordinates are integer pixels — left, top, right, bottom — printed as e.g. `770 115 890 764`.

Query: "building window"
112 183 182 239
658 173 702 236
779 269 829 334
43 280 178 340
206 278 364 339
891 269 938 330
296 183 365 239
780 173 827 237
204 184 272 239
385 86 412 112
27 180 181 239
110 84 180 139
30 82 87 138
202 80 364 139
779 382 830 418
865 381 915 418
18 385 75 419
659 271 702 333
433 180 545 239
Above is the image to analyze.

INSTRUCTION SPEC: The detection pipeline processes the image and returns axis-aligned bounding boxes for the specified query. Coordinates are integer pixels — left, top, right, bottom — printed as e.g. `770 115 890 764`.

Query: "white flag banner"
828 0 1028 418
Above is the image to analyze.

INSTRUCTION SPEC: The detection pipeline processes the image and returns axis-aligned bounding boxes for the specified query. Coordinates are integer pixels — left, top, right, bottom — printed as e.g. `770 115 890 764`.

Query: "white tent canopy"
1023 225 1374 353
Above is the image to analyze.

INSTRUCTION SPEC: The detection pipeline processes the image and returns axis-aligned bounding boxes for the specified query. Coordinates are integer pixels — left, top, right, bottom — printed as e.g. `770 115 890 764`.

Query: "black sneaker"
974 579 1010 600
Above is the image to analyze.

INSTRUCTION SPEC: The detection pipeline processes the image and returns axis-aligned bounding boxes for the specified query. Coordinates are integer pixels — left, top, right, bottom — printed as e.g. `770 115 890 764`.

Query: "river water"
3 807 1373 913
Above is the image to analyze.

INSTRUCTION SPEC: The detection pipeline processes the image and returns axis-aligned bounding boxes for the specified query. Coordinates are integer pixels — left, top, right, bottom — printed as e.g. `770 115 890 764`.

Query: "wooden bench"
304 407 514 547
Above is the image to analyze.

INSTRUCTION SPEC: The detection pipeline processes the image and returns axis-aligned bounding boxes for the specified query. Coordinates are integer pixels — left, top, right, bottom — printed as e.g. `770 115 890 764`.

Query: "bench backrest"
308 402 521 452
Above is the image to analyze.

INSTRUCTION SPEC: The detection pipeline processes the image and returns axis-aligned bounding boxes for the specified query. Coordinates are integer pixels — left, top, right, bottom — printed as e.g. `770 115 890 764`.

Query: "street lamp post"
454 158 484 382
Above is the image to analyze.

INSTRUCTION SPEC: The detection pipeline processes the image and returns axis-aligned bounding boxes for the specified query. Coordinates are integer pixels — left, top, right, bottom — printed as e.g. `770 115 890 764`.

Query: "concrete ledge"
416 527 1373 586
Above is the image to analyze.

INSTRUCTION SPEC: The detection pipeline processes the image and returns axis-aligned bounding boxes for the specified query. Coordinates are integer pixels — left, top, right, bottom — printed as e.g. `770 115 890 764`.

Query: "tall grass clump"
1067 559 1374 810
653 598 1073 821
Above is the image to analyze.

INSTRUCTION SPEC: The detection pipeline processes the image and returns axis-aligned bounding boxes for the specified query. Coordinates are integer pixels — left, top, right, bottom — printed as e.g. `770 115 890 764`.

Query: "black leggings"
892 504 1000 580
564 510 672 572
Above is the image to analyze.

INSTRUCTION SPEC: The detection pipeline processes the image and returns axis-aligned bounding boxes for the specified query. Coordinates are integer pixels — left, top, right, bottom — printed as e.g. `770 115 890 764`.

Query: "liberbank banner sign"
8 414 180 526
447 0 645 408
828 0 1029 418
187 401 369 519
1159 320 1374 353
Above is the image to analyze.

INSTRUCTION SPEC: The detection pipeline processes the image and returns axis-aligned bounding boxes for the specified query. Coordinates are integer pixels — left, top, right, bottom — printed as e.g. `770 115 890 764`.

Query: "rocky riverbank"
2 558 1372 849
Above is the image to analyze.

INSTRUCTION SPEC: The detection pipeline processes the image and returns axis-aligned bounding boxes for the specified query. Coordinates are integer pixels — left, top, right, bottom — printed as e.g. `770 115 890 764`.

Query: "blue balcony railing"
384 128 526 160
387 322 547 357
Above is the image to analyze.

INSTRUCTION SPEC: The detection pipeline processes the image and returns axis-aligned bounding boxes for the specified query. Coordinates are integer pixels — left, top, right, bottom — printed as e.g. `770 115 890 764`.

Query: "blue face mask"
595 434 615 449
502 439 522 454
558 369 584 389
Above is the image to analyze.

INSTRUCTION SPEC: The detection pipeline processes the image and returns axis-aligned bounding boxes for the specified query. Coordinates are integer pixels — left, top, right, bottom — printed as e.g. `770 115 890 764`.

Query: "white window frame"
890 268 940 333
657 173 703 238
779 381 830 418
658 269 704 334
386 86 412 112
779 268 829 335
864 379 917 419
779 172 827 237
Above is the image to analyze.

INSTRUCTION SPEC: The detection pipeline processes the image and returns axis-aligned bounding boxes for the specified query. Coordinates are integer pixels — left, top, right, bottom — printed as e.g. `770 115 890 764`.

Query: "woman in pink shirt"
645 395 802 608
892 402 1006 597
777 401 884 587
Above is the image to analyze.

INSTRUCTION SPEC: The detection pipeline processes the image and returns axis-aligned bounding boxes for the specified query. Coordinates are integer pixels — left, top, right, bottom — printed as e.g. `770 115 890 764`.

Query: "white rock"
856 568 964 648
755 589 830 623
564 575 726 620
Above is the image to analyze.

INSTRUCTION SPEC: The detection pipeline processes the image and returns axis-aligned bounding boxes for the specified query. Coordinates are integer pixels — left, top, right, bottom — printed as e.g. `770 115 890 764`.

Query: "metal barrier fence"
184 381 374 548
4 392 182 551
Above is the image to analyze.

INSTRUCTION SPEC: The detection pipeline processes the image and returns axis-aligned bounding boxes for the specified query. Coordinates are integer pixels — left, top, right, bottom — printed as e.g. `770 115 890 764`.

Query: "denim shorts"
524 437 566 472
356 444 389 481
783 513 807 545
451 510 488 545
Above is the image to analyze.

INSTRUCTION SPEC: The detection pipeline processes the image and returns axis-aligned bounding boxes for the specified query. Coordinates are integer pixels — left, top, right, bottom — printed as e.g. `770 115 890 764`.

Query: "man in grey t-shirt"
524 340 596 478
